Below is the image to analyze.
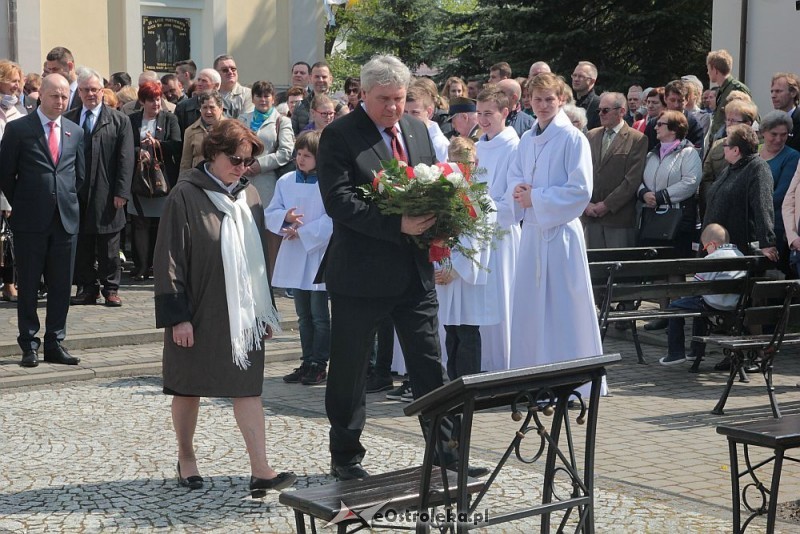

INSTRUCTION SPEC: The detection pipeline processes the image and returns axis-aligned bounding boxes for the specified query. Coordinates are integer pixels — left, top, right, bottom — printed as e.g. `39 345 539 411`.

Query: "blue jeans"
667 296 709 358
293 289 330 366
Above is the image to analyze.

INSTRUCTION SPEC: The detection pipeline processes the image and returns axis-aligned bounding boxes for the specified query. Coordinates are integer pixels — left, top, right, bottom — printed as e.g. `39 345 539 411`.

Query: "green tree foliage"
325 0 443 70
430 0 713 91
326 0 711 92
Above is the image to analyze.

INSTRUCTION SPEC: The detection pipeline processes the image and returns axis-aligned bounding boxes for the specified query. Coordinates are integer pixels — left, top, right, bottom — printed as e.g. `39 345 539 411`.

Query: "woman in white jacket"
637 110 702 257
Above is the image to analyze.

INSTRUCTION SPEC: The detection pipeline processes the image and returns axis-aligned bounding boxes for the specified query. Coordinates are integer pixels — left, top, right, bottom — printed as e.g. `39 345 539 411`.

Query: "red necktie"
48 121 59 164
385 126 407 163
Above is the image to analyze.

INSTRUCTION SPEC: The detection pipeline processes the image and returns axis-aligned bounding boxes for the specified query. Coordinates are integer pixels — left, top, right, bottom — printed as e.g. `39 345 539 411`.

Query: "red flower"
405 166 415 179
429 240 451 262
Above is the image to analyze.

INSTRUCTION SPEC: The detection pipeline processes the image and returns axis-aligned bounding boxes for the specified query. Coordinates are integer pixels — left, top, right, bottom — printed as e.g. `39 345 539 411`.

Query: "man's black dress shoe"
70 289 100 305
20 349 38 368
643 318 669 331
177 461 204 490
330 462 369 481
43 345 80 365
440 462 489 478
249 472 297 497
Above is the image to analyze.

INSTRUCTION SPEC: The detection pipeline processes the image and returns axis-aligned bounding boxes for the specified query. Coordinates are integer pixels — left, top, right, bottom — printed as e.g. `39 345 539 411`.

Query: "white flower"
413 163 440 183
377 182 385 193
446 172 466 188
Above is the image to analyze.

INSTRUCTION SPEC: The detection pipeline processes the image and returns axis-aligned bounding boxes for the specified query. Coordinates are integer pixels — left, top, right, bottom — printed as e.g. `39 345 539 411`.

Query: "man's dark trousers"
15 213 76 351
326 281 448 466
74 232 121 294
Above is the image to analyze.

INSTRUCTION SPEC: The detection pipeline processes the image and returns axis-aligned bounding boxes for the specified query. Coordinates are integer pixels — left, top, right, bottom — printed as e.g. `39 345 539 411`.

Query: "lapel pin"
157 126 163 132
64 131 72 137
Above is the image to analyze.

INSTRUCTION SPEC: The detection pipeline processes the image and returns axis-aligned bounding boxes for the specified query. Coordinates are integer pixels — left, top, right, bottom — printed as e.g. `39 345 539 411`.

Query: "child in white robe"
265 131 333 385
475 87 520 372
436 138 499 379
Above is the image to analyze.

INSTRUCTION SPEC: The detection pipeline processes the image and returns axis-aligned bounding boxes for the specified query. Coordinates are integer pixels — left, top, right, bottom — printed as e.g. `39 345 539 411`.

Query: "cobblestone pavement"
1 282 800 531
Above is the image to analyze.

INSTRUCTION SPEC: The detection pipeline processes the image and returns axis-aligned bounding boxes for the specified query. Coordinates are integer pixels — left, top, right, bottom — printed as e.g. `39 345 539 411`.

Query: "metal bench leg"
728 439 742 533
713 357 742 415
629 322 647 364
766 448 785 534
763 363 781 419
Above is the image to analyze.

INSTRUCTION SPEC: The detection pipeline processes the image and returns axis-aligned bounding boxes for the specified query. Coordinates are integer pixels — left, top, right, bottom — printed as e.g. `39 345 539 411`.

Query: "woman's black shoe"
177 461 204 490
249 472 297 497
714 356 732 371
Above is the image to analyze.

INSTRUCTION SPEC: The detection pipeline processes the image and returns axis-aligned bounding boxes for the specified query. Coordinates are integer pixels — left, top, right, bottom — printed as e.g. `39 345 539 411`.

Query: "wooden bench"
695 280 800 417
717 415 800 533
586 245 678 263
590 256 764 364
278 466 485 533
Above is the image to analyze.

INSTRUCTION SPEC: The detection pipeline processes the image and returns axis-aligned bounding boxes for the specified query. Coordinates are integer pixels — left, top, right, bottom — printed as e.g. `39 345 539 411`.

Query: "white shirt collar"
36 107 61 129
82 102 103 116
361 102 402 135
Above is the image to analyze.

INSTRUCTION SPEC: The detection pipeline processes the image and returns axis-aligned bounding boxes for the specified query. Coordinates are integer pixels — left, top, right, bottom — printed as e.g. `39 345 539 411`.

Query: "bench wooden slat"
586 246 677 263
717 414 800 448
743 304 800 327
278 466 485 522
694 333 800 350
749 280 800 301
589 256 763 280
600 279 747 302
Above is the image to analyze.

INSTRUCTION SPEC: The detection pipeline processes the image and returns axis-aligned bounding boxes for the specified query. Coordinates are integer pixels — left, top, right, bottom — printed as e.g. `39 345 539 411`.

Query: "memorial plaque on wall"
142 16 190 72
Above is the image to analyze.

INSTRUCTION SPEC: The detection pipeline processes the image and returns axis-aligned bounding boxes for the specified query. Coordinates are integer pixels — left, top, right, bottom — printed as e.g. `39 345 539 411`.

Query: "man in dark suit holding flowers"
317 54 453 480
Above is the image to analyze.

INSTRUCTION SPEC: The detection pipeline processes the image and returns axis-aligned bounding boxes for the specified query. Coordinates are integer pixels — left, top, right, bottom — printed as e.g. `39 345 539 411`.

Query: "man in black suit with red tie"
318 55 462 481
0 74 85 368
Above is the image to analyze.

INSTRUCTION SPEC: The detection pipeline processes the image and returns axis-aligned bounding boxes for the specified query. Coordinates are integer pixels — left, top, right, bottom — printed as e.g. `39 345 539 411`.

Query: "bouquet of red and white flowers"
358 159 498 264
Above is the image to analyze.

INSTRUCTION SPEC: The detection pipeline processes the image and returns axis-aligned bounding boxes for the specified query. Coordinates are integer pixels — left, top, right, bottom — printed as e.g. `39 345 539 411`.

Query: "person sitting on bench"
660 223 745 366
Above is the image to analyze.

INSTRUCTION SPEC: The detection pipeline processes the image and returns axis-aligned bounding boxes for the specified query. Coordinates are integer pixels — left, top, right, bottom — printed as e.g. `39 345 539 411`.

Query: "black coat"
128 110 182 187
0 112 85 234
64 105 135 233
316 106 437 297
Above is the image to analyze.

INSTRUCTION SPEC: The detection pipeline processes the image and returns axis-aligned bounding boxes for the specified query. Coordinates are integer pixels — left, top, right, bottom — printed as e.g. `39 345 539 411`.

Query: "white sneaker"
659 354 687 366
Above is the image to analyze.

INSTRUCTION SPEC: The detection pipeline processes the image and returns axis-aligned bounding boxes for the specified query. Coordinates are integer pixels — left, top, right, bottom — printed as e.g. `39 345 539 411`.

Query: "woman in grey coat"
238 80 295 277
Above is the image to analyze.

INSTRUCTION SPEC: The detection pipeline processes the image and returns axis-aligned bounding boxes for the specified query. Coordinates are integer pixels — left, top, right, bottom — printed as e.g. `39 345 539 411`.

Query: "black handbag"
639 206 683 241
132 140 169 198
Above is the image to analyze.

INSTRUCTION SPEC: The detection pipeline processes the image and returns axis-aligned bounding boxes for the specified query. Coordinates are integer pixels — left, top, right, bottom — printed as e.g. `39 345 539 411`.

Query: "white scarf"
204 188 280 370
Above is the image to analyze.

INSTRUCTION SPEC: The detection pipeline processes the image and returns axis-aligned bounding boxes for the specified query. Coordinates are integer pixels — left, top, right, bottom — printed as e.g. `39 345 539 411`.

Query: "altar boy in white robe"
506 73 607 396
266 131 333 386
475 87 520 372
436 139 499 379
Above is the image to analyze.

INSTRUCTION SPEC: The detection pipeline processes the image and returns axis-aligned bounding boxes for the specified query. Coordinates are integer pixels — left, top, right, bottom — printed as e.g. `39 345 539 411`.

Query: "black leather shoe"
330 462 369 481
249 472 297 497
644 318 669 331
20 349 38 368
70 289 100 305
177 461 204 490
439 462 489 478
43 345 80 365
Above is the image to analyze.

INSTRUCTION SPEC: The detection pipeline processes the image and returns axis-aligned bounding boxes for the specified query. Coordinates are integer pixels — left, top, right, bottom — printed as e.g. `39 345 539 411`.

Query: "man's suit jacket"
788 108 800 153
317 105 437 297
64 105 135 234
0 112 85 234
583 122 648 228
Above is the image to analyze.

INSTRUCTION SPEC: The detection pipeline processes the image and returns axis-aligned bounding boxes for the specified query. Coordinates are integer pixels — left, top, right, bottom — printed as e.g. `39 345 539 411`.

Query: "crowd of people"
2 43 798 492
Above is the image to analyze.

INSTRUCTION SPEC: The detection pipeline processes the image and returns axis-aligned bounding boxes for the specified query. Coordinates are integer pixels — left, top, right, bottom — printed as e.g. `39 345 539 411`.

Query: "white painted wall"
713 0 800 114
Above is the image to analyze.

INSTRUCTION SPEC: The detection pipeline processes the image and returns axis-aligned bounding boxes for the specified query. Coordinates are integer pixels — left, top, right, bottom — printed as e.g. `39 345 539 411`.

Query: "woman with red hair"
128 81 182 281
